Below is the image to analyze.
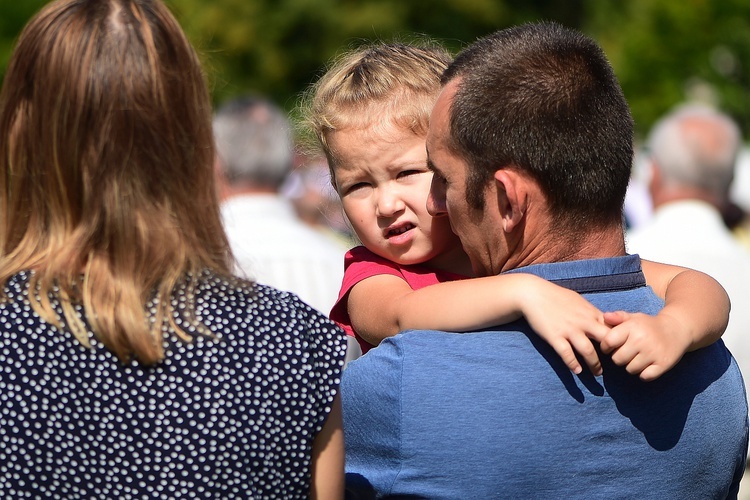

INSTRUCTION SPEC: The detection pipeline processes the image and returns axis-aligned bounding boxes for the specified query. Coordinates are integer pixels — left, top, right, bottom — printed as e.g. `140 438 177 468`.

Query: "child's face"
329 124 462 267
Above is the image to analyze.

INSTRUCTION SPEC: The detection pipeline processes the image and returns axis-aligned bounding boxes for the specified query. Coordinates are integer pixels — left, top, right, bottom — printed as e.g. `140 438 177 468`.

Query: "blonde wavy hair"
299 41 453 180
0 0 232 365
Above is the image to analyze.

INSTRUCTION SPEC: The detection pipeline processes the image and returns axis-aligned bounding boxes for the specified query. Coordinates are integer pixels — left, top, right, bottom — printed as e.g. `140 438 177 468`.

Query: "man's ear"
493 169 528 233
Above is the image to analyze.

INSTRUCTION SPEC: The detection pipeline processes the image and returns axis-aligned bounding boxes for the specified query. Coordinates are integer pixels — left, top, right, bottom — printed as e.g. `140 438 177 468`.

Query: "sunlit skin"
426 79 567 277
425 79 508 277
329 123 472 275
320 81 731 383
424 78 730 381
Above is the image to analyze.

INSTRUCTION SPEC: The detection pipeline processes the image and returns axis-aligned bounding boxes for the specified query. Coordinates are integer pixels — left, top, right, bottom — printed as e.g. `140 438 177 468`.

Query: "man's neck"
502 225 627 272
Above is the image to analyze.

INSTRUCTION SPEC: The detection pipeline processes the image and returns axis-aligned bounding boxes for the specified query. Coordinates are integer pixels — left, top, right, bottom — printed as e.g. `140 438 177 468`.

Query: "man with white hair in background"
213 95 346 314
627 104 750 401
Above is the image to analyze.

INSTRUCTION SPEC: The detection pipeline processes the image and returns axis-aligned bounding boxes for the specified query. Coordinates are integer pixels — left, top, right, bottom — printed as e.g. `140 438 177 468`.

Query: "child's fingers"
549 339 583 375
609 341 639 367
623 354 652 377
638 364 665 382
599 326 629 354
568 335 602 376
584 321 612 343
603 310 630 327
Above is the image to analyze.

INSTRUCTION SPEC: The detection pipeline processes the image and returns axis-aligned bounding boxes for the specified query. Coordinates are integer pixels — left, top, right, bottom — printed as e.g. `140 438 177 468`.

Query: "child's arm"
598 260 730 381
348 272 610 375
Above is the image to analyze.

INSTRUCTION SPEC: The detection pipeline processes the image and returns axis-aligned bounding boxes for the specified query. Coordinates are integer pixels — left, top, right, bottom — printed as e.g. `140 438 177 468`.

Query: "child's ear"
493 169 528 233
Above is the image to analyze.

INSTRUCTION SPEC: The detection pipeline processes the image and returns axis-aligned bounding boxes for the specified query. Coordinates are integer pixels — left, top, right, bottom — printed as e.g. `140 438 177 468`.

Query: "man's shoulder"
349 327 538 372
351 325 742 394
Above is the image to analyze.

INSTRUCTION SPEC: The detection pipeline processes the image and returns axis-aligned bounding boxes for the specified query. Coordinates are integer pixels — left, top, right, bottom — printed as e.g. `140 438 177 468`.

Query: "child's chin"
390 252 433 267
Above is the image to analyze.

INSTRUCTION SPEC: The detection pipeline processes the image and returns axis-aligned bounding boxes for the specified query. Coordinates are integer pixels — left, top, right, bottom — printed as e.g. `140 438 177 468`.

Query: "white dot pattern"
0 270 346 498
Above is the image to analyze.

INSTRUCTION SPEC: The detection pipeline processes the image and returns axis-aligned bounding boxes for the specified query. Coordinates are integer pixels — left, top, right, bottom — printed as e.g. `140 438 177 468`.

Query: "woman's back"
0 270 345 498
0 1 346 496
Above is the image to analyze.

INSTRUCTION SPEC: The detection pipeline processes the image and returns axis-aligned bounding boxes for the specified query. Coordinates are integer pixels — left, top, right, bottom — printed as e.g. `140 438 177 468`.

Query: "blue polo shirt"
342 255 748 499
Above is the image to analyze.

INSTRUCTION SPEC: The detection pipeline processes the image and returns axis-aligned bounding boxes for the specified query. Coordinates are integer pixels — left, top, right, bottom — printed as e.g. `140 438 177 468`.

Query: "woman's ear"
493 169 528 233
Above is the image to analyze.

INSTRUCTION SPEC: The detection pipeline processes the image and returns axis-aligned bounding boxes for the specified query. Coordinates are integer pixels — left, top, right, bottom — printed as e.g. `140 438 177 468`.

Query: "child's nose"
375 187 405 217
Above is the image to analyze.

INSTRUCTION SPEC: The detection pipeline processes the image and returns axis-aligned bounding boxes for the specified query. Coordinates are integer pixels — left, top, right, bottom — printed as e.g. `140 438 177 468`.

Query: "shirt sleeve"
329 246 407 354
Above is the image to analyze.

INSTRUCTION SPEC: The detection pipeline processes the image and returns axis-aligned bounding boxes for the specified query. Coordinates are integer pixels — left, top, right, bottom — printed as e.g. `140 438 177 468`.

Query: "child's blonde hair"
301 41 452 179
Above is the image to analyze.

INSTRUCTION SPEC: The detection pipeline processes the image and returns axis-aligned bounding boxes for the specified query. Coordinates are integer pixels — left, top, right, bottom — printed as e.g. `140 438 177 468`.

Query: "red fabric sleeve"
329 246 469 355
329 247 406 354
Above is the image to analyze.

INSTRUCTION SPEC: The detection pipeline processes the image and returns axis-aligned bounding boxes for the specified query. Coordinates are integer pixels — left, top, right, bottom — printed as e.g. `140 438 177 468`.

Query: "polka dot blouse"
0 270 346 498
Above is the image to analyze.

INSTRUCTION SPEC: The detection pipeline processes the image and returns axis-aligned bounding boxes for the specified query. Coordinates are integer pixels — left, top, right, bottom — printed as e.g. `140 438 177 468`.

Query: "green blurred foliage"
168 0 518 109
584 0 750 139
0 0 47 70
1 0 749 139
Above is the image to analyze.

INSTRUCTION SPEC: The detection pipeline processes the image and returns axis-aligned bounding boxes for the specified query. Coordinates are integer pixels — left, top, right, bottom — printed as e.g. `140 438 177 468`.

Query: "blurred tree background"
1 0 749 140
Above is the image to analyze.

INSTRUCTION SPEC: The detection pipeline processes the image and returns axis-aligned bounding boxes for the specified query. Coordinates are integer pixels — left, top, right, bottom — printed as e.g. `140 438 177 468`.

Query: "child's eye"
398 169 423 179
345 182 370 194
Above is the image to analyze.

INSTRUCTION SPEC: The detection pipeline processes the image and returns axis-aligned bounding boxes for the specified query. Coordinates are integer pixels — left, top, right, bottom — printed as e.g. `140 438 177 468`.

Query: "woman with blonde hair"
0 0 345 497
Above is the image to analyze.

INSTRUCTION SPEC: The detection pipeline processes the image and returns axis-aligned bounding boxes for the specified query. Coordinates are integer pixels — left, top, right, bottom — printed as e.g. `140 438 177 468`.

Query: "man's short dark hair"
443 22 633 231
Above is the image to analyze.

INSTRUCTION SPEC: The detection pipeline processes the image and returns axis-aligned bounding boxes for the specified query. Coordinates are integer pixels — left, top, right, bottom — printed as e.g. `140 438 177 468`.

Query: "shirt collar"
504 255 646 294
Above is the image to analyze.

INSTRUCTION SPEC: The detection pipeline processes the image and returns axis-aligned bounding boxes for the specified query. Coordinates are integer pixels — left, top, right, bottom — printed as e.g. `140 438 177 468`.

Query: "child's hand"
599 310 691 382
521 279 610 376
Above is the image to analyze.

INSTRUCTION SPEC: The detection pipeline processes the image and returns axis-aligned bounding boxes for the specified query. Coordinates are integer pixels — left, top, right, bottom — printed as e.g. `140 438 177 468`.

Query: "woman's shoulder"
193 270 331 317
0 271 35 314
2 270 32 295
191 270 346 353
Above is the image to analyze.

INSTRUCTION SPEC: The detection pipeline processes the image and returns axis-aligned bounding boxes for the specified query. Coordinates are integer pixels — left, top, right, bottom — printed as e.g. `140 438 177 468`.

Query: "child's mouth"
386 223 415 238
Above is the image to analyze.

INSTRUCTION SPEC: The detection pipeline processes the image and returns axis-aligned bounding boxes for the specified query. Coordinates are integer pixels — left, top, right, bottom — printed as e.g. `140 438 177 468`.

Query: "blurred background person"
729 149 750 251
282 153 355 248
0 0 345 497
623 144 655 231
213 96 346 314
626 103 750 402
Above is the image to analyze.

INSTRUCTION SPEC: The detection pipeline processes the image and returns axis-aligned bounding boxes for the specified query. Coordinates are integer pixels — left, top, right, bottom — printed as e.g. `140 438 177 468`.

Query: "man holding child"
342 22 748 497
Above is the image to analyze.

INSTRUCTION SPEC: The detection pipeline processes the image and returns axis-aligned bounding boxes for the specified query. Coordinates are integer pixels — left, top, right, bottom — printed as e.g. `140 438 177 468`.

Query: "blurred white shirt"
627 199 750 402
221 194 347 315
